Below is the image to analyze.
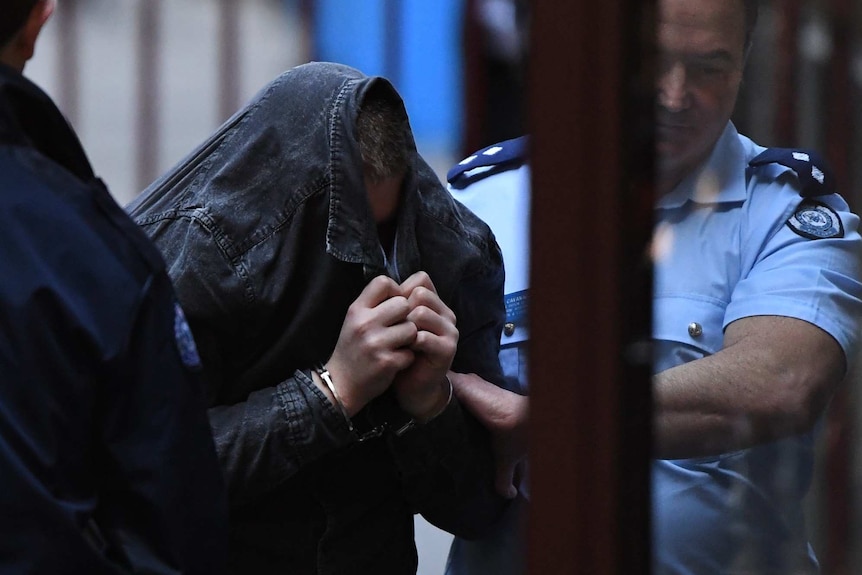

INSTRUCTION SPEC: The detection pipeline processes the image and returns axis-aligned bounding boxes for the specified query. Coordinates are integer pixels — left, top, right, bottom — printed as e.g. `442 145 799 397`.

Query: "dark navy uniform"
0 63 227 573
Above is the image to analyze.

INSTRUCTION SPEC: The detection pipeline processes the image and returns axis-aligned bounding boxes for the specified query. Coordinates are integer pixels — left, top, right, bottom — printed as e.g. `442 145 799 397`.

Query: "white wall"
27 0 303 205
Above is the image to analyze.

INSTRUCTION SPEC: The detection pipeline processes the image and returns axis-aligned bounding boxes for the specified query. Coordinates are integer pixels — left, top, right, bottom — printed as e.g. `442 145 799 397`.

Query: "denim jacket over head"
127 62 508 574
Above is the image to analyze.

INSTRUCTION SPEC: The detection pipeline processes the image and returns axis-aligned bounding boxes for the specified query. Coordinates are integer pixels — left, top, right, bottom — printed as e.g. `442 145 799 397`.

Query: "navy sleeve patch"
786 199 844 240
749 148 836 197
174 302 203 371
447 136 529 189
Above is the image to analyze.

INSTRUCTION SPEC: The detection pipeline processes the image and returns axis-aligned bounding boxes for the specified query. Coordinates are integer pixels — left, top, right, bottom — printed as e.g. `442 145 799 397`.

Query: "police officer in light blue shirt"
653 122 862 574
652 0 862 573
444 136 530 575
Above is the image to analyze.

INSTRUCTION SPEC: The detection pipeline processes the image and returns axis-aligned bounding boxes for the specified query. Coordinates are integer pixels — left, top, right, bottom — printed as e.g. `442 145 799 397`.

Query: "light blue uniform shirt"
445 140 530 575
450 162 531 388
652 123 862 574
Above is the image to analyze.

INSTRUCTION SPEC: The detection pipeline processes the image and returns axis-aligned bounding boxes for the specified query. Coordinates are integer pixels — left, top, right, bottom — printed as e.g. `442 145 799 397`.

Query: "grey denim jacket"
127 62 509 574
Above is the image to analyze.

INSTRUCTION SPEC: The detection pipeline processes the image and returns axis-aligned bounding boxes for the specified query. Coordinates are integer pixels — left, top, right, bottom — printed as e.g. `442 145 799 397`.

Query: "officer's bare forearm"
654 315 844 459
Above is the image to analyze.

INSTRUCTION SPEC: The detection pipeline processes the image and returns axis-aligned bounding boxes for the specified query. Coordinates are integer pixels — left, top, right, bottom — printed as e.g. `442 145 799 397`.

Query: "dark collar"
0 63 94 182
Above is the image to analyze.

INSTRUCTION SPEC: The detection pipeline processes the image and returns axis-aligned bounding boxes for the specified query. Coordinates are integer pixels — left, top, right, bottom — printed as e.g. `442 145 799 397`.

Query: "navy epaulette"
447 136 529 189
748 147 836 197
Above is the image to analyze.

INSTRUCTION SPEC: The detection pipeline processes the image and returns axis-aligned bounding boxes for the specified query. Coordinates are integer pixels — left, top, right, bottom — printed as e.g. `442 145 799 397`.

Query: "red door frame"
526 1 654 573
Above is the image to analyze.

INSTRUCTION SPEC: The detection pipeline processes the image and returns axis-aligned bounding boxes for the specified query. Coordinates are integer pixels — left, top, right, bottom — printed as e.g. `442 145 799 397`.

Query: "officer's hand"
450 372 529 499
392 272 459 421
323 275 418 416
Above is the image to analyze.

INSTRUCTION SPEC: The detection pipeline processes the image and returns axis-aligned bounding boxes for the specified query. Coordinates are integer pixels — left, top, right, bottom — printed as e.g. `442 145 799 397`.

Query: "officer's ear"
3 0 55 70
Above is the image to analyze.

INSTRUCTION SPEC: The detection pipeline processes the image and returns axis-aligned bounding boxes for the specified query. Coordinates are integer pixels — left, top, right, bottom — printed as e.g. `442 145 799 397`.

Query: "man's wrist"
399 376 453 423
313 365 356 432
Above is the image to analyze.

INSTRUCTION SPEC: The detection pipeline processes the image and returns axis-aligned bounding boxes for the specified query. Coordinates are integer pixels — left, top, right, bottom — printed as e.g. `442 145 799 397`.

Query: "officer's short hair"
356 84 410 183
0 0 39 48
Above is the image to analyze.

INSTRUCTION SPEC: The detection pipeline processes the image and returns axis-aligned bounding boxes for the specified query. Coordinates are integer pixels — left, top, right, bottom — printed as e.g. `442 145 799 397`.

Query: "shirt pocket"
653 294 727 356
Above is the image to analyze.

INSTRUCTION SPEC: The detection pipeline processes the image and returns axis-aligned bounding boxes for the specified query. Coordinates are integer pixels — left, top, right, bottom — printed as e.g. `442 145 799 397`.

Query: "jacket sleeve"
207 369 356 508
95 271 229 574
133 212 358 509
388 252 511 539
176 282 357 509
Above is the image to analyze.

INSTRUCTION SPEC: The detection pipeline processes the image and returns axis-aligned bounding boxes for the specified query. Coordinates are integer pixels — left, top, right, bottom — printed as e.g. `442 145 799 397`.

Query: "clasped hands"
319 271 457 423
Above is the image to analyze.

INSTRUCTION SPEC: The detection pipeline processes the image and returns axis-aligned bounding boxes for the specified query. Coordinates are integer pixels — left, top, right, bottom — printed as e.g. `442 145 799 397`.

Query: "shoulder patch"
174 302 203 371
748 147 836 197
448 136 529 189
786 199 844 240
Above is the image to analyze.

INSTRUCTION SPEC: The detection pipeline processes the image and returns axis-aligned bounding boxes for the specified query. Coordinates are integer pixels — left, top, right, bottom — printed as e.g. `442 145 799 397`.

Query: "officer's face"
655 0 746 193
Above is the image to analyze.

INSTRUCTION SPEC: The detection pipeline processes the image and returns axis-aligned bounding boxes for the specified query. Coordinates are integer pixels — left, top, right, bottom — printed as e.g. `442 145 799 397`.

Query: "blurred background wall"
22 0 862 572
27 0 305 204
733 3 862 573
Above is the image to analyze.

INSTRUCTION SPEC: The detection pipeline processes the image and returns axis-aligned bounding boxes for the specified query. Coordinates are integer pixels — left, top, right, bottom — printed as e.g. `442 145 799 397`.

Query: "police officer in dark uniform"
0 1 228 572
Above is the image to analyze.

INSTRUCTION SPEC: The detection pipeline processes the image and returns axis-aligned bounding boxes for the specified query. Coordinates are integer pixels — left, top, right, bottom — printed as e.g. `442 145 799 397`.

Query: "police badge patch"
174 302 203 371
786 200 844 240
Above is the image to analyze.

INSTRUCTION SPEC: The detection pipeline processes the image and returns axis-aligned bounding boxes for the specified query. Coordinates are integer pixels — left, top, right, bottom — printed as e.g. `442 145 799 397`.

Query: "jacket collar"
0 63 94 181
321 68 423 282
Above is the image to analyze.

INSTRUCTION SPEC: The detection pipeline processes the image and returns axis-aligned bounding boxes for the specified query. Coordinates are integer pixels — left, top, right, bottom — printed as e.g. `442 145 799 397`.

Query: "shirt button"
504 322 516 337
688 322 703 338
